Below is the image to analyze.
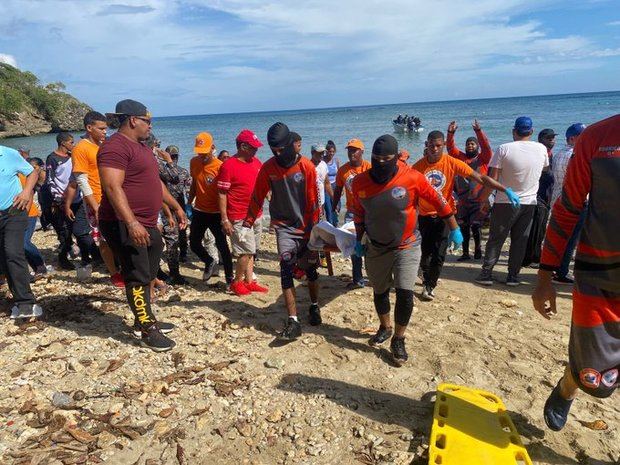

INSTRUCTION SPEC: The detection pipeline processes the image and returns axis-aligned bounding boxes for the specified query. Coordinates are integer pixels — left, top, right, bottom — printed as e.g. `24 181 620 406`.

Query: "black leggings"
462 223 481 256
189 211 233 280
373 288 415 327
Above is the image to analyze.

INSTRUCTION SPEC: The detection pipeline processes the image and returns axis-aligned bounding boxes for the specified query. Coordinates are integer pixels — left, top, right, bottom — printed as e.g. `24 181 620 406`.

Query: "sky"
1 0 619 116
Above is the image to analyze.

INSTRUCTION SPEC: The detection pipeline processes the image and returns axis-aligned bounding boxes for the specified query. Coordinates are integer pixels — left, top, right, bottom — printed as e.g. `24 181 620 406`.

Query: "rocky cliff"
0 63 91 138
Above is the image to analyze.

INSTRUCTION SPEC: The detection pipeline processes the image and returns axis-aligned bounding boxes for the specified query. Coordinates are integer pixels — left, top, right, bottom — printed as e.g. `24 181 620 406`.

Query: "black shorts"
99 220 163 287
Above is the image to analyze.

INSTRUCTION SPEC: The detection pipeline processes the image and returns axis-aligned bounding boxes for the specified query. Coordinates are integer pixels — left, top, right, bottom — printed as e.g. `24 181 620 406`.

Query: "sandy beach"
0 228 617 465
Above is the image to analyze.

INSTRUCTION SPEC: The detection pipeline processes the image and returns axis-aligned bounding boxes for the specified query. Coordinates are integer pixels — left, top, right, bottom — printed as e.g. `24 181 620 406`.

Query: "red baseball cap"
236 129 263 149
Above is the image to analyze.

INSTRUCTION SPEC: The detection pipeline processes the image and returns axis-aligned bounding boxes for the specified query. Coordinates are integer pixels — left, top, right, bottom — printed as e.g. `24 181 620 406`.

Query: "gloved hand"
505 187 521 209
354 240 366 258
448 227 464 250
184 204 193 220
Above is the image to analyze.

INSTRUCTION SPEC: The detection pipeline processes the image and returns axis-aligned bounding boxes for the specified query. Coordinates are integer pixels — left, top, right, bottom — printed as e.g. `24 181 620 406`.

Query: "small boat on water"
393 122 424 133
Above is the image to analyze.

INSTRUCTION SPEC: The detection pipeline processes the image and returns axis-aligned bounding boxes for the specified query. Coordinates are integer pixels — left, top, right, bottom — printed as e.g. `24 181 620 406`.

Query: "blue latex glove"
354 240 366 257
505 187 521 208
448 227 464 250
184 204 193 220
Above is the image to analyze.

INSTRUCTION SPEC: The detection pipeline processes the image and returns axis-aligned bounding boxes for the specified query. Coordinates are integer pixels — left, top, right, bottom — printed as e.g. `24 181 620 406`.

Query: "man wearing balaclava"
349 135 462 366
243 122 320 341
446 120 493 261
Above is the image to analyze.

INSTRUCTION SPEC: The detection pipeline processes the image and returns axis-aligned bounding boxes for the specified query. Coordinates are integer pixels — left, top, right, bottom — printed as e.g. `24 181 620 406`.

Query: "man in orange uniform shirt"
413 130 519 301
332 139 370 288
188 132 234 285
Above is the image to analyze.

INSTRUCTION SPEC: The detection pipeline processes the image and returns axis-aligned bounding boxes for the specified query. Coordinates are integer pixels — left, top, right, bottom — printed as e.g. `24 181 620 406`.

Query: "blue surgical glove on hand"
505 187 521 208
184 204 193 220
448 227 464 249
354 240 366 258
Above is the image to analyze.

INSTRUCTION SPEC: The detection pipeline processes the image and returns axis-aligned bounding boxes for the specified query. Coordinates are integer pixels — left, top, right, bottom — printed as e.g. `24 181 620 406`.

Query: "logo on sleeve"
579 368 601 389
293 172 304 183
425 170 446 192
391 186 407 199
345 173 356 192
206 176 214 184
601 369 618 387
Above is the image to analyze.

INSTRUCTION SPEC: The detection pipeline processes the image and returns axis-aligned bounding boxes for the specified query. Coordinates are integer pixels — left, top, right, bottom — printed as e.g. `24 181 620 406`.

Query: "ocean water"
2 91 618 168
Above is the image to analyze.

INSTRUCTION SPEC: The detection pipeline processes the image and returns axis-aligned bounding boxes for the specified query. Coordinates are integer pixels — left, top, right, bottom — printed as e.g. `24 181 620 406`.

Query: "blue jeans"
324 182 339 227
345 211 363 283
558 208 587 278
24 216 44 272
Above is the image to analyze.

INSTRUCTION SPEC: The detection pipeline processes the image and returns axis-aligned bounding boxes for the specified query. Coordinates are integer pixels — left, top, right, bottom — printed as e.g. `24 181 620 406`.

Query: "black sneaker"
473 249 482 260
543 381 574 431
279 318 302 341
390 337 408 367
58 258 74 271
475 271 494 286
369 326 393 346
457 254 471 262
10 304 43 320
169 274 189 286
420 284 435 301
506 275 521 287
179 254 188 263
202 259 216 281
552 273 574 285
308 304 322 326
139 325 176 352
133 321 176 338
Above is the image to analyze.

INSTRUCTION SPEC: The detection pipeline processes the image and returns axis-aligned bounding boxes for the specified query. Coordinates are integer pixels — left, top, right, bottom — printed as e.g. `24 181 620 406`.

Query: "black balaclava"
267 122 297 168
465 137 479 159
370 134 399 184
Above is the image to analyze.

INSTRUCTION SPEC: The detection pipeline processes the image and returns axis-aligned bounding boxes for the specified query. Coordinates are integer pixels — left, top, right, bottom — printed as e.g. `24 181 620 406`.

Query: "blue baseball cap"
514 116 533 134
565 123 586 139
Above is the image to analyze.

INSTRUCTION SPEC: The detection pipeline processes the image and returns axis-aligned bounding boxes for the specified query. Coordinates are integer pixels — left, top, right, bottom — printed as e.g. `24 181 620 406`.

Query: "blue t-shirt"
0 145 34 210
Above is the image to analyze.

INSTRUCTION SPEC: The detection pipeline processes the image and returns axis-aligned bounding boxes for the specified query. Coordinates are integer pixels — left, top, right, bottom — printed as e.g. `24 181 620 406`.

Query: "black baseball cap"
538 128 557 139
107 99 151 118
372 134 398 156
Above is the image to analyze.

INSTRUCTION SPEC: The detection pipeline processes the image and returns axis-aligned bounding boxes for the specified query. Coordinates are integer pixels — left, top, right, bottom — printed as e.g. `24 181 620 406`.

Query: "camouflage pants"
162 215 180 274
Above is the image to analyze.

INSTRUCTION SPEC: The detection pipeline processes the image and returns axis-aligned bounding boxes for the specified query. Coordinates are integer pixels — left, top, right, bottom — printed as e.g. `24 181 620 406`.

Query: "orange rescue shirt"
335 160 371 211
190 156 222 213
72 138 102 203
412 154 473 216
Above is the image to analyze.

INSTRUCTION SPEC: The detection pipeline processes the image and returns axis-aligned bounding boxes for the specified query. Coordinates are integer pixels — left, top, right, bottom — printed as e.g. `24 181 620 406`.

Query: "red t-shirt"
217 155 263 221
98 133 163 228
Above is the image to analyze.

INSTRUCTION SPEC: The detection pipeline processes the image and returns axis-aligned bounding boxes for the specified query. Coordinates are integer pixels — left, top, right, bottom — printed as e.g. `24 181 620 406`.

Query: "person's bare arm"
13 170 38 210
99 166 150 247
218 190 234 236
324 178 333 198
64 182 78 221
478 167 501 206
469 170 507 193
332 186 343 212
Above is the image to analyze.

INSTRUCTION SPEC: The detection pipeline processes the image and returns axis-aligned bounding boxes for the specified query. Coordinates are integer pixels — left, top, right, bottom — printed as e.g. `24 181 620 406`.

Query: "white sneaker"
10 304 43 319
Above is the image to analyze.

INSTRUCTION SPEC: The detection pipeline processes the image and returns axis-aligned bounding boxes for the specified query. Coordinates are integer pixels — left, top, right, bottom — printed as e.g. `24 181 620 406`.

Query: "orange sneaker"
111 272 125 288
230 280 251 296
244 281 269 293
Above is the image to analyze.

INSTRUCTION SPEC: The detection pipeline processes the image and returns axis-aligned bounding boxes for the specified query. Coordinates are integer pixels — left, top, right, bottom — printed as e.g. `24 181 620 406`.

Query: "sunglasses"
134 116 152 125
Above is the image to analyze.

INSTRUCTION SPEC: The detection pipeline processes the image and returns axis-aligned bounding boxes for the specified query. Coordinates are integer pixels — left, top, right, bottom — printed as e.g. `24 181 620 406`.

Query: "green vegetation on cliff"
0 63 91 137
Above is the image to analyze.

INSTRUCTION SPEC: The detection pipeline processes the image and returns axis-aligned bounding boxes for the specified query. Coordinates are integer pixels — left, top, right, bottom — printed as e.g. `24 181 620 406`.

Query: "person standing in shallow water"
98 99 187 352
350 135 461 366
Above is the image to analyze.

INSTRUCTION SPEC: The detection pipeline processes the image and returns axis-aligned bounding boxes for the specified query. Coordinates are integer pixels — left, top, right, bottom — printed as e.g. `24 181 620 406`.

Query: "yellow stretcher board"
429 384 533 465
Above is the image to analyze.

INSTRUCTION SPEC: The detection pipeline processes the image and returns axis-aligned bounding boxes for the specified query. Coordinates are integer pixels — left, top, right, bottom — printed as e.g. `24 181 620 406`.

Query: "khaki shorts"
231 217 263 256
365 243 421 294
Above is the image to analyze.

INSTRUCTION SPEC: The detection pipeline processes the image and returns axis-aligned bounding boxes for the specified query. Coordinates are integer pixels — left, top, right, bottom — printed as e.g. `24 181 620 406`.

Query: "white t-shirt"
489 140 549 205
315 160 328 206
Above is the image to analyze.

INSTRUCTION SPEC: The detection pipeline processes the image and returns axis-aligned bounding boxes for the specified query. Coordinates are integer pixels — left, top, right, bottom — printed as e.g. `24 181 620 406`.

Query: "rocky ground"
0 229 618 465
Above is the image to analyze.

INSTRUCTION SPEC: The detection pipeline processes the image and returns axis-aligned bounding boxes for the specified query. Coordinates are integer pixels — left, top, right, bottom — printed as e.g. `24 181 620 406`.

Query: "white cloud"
607 20 620 26
0 53 17 67
0 0 616 114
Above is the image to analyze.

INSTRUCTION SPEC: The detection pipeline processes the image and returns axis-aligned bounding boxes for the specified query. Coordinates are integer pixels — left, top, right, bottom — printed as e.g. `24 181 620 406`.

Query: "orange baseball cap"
194 132 214 154
345 139 364 150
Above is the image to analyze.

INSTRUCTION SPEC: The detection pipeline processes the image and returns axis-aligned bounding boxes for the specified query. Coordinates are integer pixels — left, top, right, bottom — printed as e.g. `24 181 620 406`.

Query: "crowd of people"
393 114 423 131
0 99 617 432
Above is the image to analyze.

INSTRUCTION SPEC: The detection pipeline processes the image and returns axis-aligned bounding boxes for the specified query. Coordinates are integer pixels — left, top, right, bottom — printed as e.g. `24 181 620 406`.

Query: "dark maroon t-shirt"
98 133 162 228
